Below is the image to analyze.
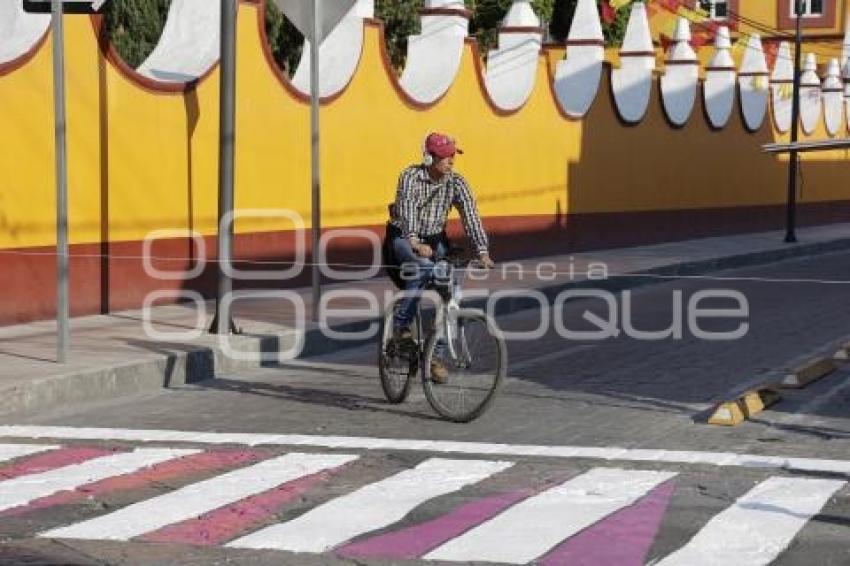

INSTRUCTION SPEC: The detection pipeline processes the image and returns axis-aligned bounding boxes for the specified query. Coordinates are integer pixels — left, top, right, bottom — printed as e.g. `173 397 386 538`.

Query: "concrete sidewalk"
3 223 850 416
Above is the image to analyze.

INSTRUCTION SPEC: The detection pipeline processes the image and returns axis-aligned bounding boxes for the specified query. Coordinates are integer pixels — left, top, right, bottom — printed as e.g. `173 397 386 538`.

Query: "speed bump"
780 357 836 389
708 388 782 426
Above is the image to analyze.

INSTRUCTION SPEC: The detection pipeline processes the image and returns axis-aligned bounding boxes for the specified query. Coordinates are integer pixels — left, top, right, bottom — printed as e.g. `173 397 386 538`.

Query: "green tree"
103 0 170 68
375 0 423 71
265 0 303 77
468 0 554 55
601 2 629 46
549 0 629 46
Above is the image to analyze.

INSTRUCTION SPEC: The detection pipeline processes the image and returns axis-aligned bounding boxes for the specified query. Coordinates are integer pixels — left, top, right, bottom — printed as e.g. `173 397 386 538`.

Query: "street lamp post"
785 0 804 243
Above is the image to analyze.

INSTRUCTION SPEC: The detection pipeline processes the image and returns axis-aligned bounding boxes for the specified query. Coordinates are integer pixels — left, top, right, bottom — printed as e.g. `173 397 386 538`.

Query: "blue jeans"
392 236 447 332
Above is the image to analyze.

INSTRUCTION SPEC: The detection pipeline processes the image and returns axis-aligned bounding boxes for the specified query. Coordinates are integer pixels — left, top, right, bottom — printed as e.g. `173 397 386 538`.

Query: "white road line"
425 467 675 564
42 452 357 541
656 476 846 566
0 448 197 513
0 444 56 463
2 425 850 475
227 458 513 552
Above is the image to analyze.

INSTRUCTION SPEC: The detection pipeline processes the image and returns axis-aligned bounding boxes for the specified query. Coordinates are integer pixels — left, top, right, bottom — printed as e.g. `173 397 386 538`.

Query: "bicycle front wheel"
422 309 505 422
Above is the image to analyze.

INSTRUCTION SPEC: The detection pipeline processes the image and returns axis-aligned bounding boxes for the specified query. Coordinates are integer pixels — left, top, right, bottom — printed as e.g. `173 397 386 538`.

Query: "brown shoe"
430 360 449 384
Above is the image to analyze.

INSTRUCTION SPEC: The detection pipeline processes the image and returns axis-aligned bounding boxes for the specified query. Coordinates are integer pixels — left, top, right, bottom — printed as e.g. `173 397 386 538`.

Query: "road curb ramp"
708 387 782 426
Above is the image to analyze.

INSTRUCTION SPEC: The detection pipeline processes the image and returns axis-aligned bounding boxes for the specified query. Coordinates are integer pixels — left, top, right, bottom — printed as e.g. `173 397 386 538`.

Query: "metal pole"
785 0 804 243
310 0 322 321
213 0 237 334
51 0 69 363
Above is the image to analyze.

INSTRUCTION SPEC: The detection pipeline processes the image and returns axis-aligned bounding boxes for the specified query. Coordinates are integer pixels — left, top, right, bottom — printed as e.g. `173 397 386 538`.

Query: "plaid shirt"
390 165 489 253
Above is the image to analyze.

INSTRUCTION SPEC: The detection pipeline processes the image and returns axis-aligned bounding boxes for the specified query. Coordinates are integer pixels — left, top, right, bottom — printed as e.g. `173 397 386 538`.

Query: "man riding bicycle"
387 132 495 381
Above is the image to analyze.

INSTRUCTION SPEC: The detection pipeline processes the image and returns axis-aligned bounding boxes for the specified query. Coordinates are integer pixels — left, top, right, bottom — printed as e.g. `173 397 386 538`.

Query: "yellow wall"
1 1 849 252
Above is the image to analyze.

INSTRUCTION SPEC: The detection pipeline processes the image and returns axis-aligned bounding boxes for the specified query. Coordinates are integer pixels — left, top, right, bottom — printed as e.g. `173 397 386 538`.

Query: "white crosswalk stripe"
42 452 358 541
424 467 676 564
0 431 845 564
227 458 513 553
655 476 846 566
0 444 56 463
0 448 198 513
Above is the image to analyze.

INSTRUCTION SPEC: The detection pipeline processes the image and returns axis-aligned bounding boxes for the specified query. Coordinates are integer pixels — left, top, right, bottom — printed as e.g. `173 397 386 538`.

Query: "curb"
0 330 299 417
4 235 850 417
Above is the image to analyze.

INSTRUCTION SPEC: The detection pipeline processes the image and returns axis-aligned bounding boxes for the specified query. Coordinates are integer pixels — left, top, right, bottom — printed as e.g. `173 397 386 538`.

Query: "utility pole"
785 0 804 243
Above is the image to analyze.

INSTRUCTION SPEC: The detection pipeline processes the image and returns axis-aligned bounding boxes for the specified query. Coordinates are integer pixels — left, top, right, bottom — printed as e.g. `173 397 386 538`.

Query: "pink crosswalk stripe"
139 466 348 546
336 487 536 560
2 449 264 517
538 480 676 566
0 446 122 482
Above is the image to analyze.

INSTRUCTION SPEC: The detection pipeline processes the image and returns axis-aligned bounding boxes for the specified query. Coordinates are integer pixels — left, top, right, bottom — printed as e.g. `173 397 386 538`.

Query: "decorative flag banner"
610 0 632 9
602 1 617 24
730 32 751 58
677 4 709 24
650 0 717 50
763 42 779 69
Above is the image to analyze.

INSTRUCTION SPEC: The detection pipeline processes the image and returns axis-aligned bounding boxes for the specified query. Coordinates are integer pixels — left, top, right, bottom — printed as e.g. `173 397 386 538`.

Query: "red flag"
763 41 779 69
601 1 616 24
690 32 709 49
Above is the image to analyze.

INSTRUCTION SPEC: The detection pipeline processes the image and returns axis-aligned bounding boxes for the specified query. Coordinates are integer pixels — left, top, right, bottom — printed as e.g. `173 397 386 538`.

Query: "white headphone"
422 133 434 167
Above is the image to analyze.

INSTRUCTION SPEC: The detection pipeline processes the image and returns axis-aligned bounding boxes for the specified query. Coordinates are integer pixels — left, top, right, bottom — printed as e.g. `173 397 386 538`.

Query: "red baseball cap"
425 133 463 158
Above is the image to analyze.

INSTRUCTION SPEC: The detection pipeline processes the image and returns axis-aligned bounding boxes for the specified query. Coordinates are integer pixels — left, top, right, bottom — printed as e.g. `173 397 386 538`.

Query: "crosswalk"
423 468 676 564
0 429 846 565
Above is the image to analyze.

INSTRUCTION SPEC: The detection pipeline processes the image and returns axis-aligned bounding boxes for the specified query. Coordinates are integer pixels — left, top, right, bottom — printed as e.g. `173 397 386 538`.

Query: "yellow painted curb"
780 358 836 388
708 388 782 426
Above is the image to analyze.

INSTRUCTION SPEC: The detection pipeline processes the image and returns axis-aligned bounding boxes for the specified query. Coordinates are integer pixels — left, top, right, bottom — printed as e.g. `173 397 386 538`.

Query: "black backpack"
383 222 405 290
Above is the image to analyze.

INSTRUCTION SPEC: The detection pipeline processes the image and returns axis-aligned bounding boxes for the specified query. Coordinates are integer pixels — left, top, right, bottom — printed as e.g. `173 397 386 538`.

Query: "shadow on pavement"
196 376 443 423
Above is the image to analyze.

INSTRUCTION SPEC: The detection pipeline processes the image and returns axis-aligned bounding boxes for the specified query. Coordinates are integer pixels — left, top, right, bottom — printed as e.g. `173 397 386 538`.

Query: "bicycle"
378 249 506 422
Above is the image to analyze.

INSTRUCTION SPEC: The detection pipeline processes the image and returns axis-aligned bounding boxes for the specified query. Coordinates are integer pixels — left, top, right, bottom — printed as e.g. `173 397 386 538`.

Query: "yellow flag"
731 33 750 57
677 5 708 24
610 0 631 9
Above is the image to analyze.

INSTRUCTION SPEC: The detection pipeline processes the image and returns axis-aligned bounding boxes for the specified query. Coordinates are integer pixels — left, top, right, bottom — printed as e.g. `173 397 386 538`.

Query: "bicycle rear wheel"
378 301 419 404
422 309 505 422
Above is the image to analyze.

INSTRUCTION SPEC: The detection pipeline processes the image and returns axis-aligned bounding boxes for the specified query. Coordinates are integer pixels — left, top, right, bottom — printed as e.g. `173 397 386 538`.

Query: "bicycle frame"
433 260 473 367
